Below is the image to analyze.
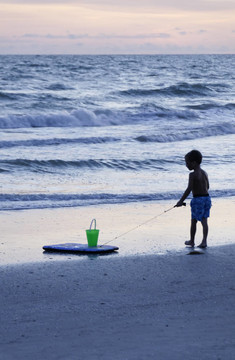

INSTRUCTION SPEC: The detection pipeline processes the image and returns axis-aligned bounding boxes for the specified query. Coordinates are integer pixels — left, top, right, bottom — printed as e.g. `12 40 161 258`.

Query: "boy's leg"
185 218 197 246
198 217 208 248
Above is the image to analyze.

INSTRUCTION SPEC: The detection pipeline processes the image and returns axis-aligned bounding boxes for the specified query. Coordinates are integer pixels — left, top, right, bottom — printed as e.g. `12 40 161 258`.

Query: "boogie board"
43 243 119 254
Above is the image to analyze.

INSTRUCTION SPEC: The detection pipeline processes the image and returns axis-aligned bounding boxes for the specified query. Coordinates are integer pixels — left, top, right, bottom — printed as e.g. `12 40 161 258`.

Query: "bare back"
191 168 209 196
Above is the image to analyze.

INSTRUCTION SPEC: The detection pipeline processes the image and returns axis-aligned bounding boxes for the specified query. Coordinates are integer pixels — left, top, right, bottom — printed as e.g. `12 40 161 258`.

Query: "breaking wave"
135 122 235 143
0 108 127 129
0 158 173 173
119 82 229 98
0 136 120 148
0 189 234 211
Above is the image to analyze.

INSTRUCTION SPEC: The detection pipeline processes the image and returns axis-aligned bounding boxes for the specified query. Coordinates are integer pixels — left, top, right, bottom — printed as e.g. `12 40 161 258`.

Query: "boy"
176 150 211 248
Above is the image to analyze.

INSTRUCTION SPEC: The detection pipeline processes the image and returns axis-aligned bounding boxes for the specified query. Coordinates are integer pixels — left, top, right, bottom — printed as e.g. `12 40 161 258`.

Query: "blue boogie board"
43 243 119 254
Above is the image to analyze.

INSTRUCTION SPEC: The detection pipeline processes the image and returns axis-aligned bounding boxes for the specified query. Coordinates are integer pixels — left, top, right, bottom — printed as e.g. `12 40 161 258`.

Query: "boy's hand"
175 201 186 207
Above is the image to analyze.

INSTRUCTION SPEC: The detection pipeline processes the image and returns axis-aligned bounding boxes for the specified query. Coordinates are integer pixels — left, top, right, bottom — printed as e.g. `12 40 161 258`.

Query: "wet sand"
1 197 235 265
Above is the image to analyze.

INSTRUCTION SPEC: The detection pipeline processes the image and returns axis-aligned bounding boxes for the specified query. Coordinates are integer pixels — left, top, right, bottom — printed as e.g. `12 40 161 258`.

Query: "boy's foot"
198 242 207 249
185 240 195 247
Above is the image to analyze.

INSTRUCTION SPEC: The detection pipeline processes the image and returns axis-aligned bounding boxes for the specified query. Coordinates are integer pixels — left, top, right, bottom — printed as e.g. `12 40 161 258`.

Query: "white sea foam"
0 189 234 211
0 108 120 129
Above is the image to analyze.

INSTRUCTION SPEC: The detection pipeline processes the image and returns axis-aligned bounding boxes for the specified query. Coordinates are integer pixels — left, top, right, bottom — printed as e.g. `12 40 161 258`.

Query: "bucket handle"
89 218 96 231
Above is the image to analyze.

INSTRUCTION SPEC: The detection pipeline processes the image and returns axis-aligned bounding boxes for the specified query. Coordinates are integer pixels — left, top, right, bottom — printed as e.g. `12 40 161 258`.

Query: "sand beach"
0 198 235 359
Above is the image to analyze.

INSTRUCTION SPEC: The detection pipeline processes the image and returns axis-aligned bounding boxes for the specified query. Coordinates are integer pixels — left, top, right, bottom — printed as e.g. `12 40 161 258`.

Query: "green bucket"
86 219 99 247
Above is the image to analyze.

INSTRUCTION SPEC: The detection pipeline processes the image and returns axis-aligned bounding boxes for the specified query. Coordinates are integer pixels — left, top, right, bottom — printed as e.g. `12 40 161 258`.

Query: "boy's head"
185 150 202 169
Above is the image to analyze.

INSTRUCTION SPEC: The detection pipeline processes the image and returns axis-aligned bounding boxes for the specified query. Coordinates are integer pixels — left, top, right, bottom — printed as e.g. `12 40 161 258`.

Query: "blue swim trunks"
190 195 212 221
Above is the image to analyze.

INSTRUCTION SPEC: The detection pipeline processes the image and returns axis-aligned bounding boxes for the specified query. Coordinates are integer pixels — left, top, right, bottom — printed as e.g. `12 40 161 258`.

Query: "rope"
102 203 185 246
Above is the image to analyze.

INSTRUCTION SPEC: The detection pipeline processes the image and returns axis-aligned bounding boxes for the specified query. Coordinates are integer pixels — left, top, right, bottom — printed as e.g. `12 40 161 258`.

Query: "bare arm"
175 172 193 207
206 171 209 190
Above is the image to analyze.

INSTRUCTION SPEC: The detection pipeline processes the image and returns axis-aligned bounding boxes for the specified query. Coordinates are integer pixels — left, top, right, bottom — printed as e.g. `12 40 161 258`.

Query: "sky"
0 0 235 54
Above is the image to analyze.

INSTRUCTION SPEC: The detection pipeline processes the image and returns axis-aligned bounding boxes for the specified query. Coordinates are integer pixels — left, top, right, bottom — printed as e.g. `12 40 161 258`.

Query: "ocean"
0 54 235 211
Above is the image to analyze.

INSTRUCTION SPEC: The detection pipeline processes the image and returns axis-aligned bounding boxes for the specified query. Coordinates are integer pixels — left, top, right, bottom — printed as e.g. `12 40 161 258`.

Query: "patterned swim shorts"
190 196 212 221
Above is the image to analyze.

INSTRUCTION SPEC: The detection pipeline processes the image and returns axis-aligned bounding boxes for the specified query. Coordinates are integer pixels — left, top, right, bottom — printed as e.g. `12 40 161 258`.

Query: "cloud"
21 33 171 40
22 33 40 38
1 1 234 55
1 0 235 12
175 29 209 36
96 33 171 39
22 33 89 39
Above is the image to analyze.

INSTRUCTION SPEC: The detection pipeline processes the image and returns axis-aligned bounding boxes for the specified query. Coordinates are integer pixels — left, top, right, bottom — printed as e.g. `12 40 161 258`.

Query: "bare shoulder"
201 168 209 179
189 171 195 180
